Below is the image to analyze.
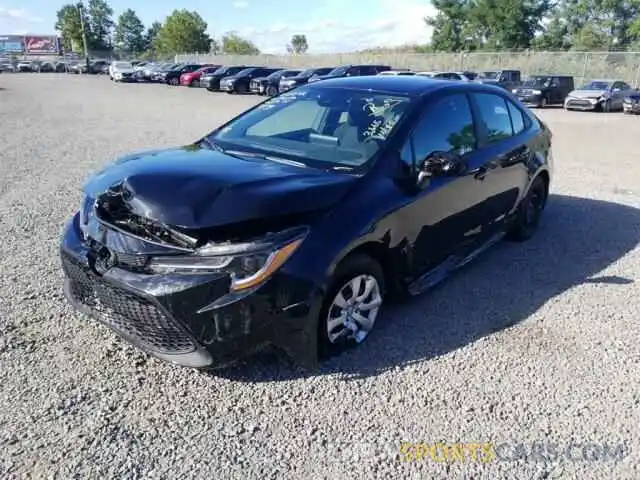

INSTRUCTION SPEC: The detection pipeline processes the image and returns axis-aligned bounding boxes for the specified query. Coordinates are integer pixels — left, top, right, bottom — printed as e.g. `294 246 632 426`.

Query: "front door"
399 92 495 276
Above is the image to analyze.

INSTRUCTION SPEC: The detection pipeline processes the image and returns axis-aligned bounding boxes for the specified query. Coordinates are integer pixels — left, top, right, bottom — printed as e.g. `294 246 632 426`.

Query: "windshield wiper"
226 150 309 168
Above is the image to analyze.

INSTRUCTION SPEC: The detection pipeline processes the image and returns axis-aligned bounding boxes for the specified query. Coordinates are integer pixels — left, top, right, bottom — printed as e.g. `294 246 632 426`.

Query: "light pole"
78 1 90 73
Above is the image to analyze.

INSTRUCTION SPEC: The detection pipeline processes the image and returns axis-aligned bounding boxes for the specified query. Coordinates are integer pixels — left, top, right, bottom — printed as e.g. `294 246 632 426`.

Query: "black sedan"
164 64 203 85
250 69 301 96
219 67 283 94
200 65 248 91
59 77 552 370
278 67 335 93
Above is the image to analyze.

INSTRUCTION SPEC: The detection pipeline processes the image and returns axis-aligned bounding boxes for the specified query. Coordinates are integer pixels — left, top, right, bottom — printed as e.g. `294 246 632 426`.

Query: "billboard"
25 35 60 54
0 35 24 54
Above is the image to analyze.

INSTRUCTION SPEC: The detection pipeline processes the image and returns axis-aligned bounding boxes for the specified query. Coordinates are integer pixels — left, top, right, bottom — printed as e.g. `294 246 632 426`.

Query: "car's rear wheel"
318 254 385 358
507 175 548 241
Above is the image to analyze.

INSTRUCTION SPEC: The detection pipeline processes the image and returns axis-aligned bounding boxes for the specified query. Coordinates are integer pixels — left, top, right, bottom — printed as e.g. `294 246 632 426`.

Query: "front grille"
567 99 592 106
62 252 196 355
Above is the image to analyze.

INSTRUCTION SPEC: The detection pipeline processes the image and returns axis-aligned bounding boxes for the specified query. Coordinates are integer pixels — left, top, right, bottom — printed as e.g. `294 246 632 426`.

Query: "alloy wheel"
326 274 382 344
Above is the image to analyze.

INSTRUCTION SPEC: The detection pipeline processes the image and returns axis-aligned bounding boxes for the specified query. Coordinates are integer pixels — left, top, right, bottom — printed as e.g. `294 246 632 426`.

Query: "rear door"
467 91 533 232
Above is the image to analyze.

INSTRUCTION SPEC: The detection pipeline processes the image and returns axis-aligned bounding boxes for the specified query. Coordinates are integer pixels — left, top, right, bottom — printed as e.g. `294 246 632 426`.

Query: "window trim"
400 90 480 169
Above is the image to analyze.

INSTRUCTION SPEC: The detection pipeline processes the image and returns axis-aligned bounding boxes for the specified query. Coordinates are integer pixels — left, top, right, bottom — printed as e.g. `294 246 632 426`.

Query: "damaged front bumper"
60 212 323 370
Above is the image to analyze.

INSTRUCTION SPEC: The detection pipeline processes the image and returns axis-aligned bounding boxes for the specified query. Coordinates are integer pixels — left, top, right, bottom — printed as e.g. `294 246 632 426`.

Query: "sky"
0 0 437 53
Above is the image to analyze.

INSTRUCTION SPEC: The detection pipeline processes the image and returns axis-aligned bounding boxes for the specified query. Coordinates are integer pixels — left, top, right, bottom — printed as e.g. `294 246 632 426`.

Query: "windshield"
522 76 551 87
580 81 612 90
234 67 256 77
266 70 283 80
114 62 131 69
327 66 348 76
479 71 499 80
208 86 412 170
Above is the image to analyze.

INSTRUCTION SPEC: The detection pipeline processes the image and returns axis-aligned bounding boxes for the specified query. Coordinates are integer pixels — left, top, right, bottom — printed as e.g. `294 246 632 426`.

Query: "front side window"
474 93 513 144
404 93 476 166
210 86 412 170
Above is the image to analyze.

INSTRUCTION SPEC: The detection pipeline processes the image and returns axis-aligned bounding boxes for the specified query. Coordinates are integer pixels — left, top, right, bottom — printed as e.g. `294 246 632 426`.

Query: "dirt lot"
0 74 639 479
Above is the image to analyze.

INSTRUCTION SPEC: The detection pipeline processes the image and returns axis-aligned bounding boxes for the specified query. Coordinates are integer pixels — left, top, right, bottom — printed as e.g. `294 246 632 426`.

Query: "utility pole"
78 1 90 73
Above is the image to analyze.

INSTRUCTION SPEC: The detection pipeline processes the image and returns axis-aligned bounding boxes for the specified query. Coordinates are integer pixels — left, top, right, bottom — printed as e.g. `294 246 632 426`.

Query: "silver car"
564 79 635 112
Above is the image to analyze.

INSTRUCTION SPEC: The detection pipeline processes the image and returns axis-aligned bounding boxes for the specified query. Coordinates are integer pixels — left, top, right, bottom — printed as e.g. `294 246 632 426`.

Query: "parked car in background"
250 69 299 96
564 79 635 112
55 61 74 73
165 64 207 86
431 71 478 81
180 65 221 87
139 62 169 81
416 71 437 77
476 69 521 90
512 75 574 108
377 69 415 76
308 64 392 83
17 60 33 72
37 61 55 72
151 63 184 83
109 61 136 82
220 67 282 94
59 76 552 370
0 61 15 72
278 67 334 92
623 90 640 114
200 65 250 91
75 60 110 74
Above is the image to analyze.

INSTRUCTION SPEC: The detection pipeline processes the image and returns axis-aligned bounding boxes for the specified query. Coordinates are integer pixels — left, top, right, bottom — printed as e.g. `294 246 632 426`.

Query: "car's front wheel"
507 175 548 241
318 254 385 357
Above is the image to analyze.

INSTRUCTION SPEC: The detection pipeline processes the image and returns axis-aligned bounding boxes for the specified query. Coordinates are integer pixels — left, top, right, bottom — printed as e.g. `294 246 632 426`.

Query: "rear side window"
473 93 513 144
402 93 476 165
506 100 526 135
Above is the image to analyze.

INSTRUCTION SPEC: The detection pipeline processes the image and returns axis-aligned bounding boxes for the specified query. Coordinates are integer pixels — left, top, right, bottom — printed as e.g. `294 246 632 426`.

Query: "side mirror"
417 151 466 186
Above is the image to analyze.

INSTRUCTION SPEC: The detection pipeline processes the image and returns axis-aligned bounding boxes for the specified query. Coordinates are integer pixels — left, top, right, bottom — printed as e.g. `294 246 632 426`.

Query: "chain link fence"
175 51 640 86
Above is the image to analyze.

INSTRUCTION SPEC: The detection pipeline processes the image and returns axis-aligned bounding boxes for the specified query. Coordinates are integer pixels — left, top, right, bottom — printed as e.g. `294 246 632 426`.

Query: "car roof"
589 78 617 82
306 75 506 96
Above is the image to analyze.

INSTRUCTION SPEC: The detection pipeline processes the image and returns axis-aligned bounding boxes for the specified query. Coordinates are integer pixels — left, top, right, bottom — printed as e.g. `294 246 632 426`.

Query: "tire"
539 96 548 108
267 85 278 96
318 254 385 358
602 99 611 112
507 175 548 242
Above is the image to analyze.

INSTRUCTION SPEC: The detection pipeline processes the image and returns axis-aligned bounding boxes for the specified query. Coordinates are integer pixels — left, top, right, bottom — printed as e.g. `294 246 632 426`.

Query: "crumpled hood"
568 89 607 99
83 146 357 230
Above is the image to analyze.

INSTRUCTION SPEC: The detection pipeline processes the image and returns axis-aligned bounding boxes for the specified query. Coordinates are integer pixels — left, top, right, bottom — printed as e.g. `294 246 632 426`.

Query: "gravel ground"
0 74 639 480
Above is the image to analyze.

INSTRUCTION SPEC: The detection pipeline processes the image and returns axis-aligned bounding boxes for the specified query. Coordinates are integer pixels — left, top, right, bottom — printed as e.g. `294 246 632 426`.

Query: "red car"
180 65 221 87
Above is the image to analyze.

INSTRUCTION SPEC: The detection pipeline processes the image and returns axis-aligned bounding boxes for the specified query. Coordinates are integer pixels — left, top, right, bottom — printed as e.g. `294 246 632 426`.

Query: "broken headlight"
147 227 307 292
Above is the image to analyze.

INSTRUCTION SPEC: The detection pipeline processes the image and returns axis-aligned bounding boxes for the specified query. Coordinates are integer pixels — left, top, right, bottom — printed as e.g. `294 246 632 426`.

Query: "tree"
221 32 260 54
86 0 114 51
425 0 473 52
114 9 145 56
143 21 162 53
533 16 571 50
155 10 211 55
468 0 551 50
55 4 86 53
287 34 309 54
